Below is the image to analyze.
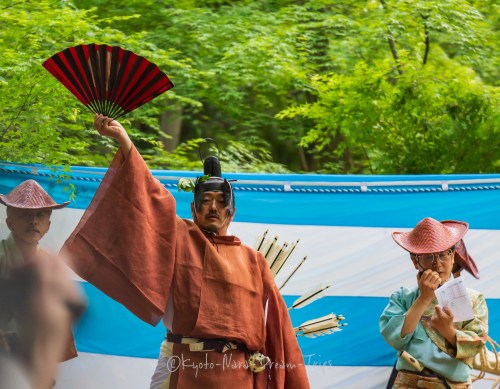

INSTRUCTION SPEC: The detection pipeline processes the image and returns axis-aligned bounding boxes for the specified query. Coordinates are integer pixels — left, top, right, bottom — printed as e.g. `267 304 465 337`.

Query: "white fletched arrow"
272 239 300 277
254 232 296 276
279 255 307 290
254 229 269 252
253 229 346 338
294 313 347 338
253 231 301 278
269 241 288 272
258 235 279 268
288 284 331 310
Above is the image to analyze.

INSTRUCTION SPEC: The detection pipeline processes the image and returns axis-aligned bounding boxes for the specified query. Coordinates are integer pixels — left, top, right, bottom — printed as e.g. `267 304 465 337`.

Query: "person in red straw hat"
0 180 77 362
380 217 488 388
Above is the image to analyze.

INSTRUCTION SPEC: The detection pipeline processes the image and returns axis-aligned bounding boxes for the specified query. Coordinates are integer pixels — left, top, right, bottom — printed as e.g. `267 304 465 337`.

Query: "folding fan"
43 43 174 119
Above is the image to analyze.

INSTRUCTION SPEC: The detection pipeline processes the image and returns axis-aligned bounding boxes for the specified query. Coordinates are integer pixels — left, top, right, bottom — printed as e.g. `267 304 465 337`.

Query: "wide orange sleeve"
256 263 310 389
60 146 177 325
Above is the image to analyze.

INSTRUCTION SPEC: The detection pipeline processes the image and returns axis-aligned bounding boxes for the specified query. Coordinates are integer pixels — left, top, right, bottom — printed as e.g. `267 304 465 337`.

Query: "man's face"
192 191 233 235
411 248 455 283
6 208 51 246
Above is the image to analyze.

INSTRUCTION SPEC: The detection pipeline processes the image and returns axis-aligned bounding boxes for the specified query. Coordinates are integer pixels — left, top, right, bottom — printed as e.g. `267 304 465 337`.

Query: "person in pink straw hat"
0 179 77 361
0 179 69 266
380 217 488 388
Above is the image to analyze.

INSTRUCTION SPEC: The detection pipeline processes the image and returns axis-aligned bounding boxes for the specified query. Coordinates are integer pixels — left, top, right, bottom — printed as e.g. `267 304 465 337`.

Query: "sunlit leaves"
1 0 498 175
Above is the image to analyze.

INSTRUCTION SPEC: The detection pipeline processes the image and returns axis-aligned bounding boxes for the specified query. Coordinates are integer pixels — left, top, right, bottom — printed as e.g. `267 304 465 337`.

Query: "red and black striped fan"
43 44 174 119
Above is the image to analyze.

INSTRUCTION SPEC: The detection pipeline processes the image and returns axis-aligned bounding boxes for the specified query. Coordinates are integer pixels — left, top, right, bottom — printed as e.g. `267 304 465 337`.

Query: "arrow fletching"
272 239 300 277
288 284 331 310
294 313 347 338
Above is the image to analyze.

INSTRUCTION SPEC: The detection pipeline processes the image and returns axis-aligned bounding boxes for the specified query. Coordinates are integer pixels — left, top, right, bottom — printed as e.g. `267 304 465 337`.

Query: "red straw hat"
0 179 69 210
392 217 468 254
454 238 480 279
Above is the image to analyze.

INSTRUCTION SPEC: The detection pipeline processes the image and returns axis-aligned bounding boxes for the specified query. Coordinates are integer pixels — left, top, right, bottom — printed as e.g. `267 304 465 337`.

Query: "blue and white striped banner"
1 162 499 389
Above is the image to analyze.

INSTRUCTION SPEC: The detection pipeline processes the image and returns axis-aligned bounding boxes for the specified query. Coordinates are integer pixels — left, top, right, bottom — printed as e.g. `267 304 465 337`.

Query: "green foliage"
0 0 498 175
152 138 289 173
0 0 162 167
278 0 500 173
177 175 210 192
0 0 193 168
281 58 499 173
71 0 323 170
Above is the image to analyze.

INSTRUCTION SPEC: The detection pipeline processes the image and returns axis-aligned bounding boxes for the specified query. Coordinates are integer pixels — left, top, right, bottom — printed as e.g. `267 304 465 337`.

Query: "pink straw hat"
392 217 468 254
0 179 69 210
454 239 480 279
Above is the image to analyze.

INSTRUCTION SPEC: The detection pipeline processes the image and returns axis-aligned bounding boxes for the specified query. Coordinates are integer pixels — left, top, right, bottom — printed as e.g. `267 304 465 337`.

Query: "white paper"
434 276 475 322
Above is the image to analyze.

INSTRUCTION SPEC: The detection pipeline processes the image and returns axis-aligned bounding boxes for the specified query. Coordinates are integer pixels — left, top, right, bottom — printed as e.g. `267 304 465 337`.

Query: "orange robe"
61 146 309 389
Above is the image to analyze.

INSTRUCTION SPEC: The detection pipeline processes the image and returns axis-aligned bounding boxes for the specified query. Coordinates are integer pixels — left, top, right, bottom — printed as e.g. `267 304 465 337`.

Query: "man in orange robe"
61 115 310 389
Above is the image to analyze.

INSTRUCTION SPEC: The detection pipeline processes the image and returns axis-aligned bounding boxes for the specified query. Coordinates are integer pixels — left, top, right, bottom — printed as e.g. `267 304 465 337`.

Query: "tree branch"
361 144 374 174
298 146 310 172
422 16 430 65
380 0 403 75
1 1 29 10
387 34 403 74
1 80 39 141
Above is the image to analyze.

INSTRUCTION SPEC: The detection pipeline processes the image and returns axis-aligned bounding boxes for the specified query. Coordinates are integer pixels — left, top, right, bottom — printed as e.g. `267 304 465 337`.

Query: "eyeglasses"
411 248 454 269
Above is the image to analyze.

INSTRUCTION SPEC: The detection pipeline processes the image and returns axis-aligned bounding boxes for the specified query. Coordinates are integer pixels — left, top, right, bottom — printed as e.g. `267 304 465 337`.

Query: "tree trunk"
160 107 183 152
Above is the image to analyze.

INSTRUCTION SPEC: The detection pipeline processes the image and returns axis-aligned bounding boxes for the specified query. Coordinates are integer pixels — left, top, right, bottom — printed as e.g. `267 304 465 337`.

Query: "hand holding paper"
434 276 474 322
